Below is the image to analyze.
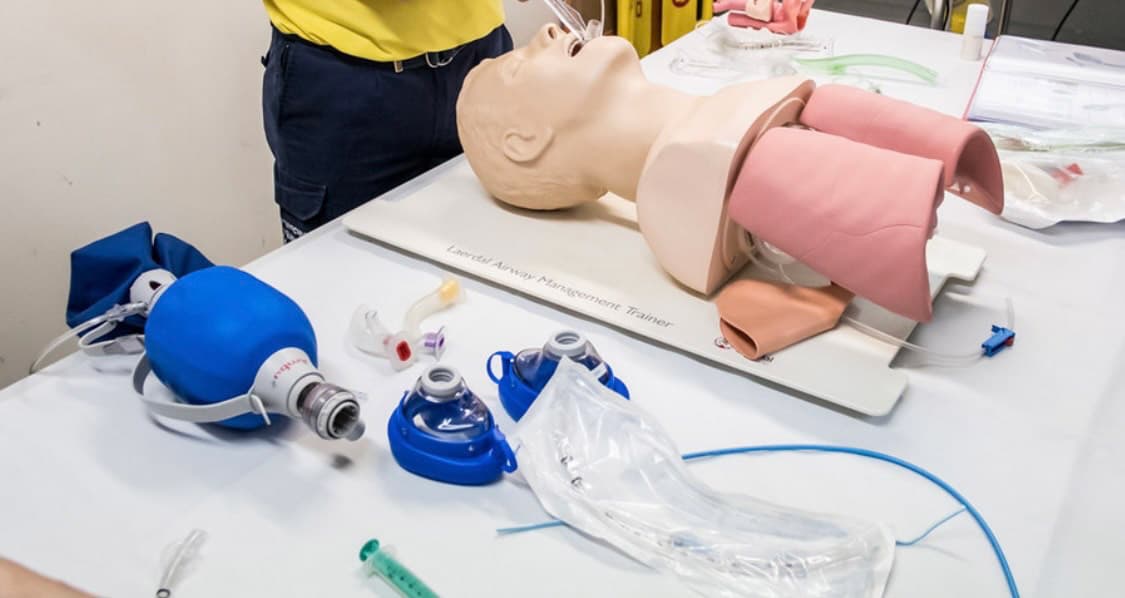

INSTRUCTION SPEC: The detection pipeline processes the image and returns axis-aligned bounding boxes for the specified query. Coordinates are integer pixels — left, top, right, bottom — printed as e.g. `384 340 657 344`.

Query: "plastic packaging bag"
981 123 1125 228
510 359 895 598
668 18 831 82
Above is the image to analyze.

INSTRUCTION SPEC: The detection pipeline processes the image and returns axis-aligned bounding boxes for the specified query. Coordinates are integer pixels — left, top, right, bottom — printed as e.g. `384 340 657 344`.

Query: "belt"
272 28 468 74
390 46 464 73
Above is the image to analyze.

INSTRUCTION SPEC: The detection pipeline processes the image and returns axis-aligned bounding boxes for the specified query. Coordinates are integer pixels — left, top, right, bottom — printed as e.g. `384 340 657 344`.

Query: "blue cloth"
66 222 214 338
261 25 513 241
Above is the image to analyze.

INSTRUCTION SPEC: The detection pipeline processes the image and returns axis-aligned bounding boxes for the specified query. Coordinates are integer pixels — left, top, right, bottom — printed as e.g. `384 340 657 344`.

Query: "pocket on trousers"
274 165 327 221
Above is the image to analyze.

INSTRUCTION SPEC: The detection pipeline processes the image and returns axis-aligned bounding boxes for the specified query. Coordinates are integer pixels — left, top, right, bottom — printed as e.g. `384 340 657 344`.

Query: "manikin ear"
502 126 555 163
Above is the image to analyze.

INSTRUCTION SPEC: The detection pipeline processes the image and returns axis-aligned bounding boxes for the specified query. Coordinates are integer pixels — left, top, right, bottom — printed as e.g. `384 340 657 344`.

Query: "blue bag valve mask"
133 266 366 441
388 365 516 485
40 222 365 442
487 330 628 421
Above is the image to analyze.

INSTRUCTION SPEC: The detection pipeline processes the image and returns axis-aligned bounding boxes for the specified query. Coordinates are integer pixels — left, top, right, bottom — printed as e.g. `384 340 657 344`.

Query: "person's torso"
263 0 505 62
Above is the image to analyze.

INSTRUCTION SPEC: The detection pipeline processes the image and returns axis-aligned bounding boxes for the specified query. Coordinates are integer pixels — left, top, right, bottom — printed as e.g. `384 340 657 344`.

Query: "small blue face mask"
487 330 629 421
388 365 516 486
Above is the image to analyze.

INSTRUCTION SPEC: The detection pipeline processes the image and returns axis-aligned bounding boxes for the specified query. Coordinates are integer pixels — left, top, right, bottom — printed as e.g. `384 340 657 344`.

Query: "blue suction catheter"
487 330 629 420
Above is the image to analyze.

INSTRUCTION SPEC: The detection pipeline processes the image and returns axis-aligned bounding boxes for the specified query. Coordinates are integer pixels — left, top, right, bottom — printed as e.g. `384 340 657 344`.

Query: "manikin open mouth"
566 36 584 57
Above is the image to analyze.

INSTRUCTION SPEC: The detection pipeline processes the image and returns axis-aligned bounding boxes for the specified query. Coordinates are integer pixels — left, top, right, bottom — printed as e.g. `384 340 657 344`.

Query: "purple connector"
421 327 447 360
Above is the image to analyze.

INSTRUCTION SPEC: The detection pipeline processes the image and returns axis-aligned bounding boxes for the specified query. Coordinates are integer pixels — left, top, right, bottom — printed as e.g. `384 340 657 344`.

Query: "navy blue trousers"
262 26 513 241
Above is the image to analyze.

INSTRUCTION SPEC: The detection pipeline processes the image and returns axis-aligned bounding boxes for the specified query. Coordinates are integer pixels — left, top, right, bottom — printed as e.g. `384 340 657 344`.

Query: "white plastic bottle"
961 3 989 61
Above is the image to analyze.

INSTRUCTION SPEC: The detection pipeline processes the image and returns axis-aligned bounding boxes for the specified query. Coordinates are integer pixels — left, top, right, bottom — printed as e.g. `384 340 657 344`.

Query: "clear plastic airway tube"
543 0 603 41
747 246 1015 367
156 529 207 598
402 278 463 344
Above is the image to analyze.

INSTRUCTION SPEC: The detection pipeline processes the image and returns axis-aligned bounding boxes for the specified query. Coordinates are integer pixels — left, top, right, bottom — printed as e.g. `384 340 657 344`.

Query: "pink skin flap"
714 0 815 34
717 280 853 359
728 126 944 322
799 85 1004 214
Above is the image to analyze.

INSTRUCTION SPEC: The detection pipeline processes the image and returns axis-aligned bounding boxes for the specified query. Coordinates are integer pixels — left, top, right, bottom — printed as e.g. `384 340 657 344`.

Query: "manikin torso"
636 76 813 295
456 27 1003 346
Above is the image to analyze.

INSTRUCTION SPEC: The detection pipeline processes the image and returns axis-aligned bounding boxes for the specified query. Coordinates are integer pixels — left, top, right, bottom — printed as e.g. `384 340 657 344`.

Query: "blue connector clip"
981 325 1015 357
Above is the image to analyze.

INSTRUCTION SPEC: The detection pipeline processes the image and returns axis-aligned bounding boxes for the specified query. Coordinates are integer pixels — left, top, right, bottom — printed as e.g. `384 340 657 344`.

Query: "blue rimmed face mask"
487 330 629 421
388 365 516 486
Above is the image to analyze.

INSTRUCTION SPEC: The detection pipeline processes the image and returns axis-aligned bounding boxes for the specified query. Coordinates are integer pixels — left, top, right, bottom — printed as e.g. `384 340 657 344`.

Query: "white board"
344 158 985 415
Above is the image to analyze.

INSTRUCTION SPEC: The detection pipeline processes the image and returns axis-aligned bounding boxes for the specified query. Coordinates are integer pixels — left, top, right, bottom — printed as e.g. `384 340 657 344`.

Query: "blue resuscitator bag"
45 222 366 441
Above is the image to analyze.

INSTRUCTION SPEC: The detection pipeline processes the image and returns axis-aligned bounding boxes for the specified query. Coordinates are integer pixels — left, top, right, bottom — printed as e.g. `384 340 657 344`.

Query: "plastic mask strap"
132 354 271 424
29 302 148 374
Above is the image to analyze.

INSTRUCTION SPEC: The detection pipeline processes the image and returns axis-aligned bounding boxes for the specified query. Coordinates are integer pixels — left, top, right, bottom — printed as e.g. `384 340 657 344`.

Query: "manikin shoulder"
640 76 815 194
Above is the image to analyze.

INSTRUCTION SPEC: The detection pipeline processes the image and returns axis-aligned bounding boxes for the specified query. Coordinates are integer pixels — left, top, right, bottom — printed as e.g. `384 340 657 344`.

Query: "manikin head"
457 25 685 210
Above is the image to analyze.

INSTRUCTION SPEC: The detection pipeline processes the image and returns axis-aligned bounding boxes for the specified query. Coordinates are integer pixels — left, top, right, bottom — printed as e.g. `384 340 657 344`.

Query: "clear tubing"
543 0 604 41
982 122 1125 153
841 287 1015 367
29 301 148 374
498 445 1017 598
745 247 1015 366
156 529 207 598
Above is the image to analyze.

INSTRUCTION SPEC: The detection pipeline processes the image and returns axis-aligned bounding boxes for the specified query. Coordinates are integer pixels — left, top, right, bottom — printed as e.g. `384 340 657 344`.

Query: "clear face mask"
509 359 895 597
388 365 516 486
488 330 630 421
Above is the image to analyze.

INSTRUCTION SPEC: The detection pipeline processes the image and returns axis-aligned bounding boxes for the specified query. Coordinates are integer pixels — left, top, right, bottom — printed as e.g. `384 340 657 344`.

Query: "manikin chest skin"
636 76 813 296
634 78 857 359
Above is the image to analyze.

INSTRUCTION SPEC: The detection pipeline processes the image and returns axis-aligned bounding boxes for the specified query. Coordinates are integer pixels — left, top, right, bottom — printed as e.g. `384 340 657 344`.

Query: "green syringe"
358 539 440 598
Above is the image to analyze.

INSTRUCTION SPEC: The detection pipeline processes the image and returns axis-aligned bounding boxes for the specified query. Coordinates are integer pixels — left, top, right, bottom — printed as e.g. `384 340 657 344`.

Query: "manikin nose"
536 24 562 47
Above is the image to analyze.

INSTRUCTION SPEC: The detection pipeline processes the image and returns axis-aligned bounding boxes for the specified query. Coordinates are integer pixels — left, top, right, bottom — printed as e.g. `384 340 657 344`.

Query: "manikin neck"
586 80 698 201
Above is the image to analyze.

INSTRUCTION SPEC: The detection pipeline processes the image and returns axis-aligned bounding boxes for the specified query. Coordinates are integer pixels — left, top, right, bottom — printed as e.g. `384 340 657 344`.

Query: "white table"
2 10 1123 598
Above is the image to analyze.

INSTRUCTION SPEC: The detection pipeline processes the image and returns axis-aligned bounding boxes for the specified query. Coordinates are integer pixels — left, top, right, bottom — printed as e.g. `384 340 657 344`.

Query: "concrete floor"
815 0 1125 50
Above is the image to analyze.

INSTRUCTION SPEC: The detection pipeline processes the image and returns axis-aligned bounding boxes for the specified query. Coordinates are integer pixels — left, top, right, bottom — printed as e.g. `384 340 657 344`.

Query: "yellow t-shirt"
263 0 505 62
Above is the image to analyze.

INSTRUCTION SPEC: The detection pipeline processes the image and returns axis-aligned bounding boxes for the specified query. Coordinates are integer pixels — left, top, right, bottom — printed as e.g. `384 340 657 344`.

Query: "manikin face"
494 24 643 127
456 25 646 209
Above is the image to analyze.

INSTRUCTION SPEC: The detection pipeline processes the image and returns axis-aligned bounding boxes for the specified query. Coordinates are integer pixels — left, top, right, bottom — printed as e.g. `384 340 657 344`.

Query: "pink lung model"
713 0 815 34
728 85 1003 323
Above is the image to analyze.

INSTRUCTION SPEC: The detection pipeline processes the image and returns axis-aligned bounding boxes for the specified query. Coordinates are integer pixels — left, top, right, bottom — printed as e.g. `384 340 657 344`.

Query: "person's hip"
268 25 511 74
